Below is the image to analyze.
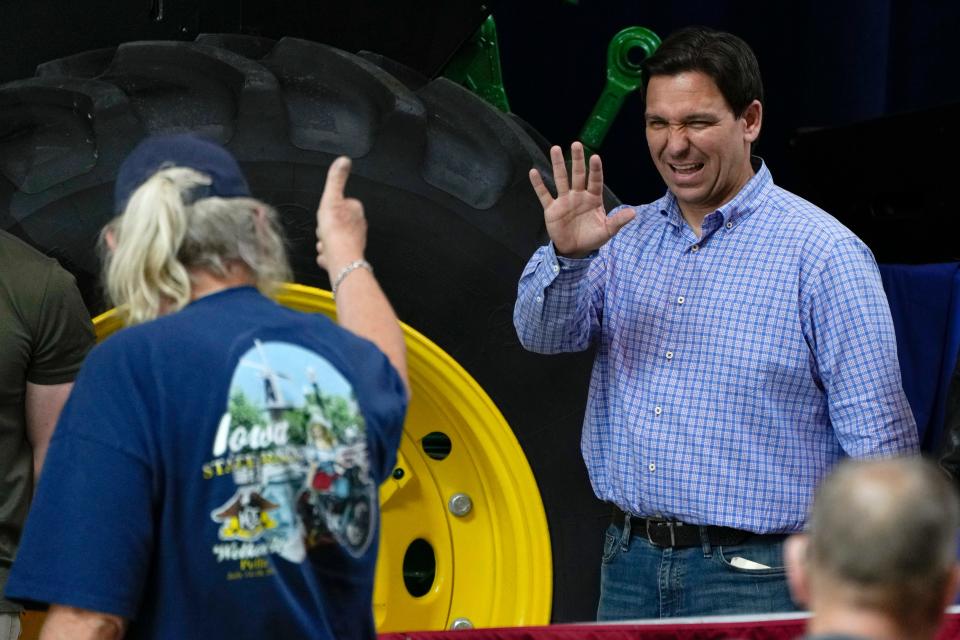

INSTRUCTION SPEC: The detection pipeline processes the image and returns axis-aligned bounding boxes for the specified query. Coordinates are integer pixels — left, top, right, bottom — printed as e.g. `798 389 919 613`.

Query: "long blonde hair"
104 166 291 325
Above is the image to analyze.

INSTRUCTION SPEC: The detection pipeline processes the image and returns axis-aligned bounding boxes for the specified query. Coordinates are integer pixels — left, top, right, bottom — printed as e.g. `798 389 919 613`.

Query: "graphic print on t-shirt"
203 339 376 577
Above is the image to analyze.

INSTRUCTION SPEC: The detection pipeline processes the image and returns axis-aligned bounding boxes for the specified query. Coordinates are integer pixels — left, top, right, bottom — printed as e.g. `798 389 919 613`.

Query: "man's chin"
669 184 706 206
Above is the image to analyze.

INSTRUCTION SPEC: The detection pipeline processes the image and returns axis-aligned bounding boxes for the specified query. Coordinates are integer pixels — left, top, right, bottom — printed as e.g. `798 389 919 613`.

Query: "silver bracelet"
331 259 373 300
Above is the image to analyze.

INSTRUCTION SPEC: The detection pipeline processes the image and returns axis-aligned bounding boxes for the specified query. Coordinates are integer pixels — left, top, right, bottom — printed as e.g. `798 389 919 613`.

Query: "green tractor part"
443 16 511 113
579 26 661 155
443 19 661 160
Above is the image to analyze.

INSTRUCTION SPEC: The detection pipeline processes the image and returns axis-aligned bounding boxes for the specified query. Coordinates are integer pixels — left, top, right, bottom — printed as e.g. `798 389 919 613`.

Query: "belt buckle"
645 519 678 547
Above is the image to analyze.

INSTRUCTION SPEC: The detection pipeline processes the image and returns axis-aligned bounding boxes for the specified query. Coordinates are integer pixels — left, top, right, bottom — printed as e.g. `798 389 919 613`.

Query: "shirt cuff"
547 242 597 272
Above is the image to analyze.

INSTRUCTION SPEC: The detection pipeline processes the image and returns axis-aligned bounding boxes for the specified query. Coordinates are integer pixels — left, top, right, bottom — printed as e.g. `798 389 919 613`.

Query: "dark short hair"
641 26 763 118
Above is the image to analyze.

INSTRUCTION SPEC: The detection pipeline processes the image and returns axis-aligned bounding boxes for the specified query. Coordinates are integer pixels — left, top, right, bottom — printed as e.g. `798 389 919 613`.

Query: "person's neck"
680 207 709 239
680 198 732 240
189 266 256 301
807 607 932 640
678 158 756 238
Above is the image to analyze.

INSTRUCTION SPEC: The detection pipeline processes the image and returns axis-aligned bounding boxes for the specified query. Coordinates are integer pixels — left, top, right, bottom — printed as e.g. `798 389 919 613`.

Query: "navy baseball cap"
113 133 251 213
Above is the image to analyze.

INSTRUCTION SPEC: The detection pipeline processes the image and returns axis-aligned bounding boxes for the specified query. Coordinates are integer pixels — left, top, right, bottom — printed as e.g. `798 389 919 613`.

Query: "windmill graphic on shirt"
241 339 291 415
211 340 294 459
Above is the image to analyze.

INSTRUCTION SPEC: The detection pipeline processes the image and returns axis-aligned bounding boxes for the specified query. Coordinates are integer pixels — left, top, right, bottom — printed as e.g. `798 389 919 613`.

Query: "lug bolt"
450 617 473 630
448 493 473 517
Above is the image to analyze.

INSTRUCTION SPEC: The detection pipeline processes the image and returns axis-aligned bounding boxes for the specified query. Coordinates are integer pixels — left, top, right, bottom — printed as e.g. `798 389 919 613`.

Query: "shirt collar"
660 157 773 230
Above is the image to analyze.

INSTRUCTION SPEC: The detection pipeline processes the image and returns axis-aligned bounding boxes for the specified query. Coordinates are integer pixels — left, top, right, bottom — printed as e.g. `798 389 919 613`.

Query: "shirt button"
648 463 656 472
677 296 685 305
654 406 662 416
552 263 560 273
665 351 674 360
535 295 543 303
725 222 733 229
690 244 700 253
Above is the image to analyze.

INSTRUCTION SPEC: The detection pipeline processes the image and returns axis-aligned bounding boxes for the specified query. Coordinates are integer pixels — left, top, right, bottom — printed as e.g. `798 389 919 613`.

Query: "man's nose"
665 125 689 155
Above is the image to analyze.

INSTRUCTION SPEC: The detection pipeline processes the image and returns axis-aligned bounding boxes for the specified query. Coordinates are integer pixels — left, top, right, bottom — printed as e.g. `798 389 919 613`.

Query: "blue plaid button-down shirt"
514 162 918 533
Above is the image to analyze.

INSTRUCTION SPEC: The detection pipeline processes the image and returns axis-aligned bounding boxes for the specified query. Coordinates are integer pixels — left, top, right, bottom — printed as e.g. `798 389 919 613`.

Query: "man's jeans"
597 519 799 620
0 614 20 640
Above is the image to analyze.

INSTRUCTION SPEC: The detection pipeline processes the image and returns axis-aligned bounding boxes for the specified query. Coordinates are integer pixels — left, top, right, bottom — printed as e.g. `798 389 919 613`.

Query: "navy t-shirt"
6 287 407 639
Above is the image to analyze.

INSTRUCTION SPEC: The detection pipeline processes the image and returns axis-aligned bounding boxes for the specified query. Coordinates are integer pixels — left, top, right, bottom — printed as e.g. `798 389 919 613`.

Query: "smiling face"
645 71 762 223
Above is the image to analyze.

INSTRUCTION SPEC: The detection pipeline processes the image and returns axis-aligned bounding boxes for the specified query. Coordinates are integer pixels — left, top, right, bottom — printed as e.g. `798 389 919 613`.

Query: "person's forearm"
331 264 409 394
41 605 126 640
25 381 74 483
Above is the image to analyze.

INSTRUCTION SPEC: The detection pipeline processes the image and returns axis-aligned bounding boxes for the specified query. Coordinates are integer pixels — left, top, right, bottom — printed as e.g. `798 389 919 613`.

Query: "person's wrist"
323 245 366 274
553 242 591 260
331 258 373 300
326 254 363 275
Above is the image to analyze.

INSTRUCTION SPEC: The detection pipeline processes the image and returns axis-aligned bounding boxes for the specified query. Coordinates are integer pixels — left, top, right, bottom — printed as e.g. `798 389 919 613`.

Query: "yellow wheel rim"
92 283 552 631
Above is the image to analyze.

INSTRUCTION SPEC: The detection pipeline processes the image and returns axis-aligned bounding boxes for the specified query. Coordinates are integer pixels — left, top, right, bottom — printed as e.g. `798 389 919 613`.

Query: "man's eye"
647 121 667 130
688 121 712 129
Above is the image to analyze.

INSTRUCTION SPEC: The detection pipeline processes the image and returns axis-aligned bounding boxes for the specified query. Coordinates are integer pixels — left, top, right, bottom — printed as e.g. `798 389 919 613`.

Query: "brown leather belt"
611 505 781 548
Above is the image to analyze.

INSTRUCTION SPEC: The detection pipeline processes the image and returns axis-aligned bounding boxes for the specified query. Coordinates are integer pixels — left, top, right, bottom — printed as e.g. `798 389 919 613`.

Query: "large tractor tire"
0 36 615 627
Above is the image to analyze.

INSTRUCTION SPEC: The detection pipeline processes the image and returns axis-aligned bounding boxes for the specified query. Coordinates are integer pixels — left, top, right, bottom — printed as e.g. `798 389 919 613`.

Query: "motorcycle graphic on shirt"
204 340 376 572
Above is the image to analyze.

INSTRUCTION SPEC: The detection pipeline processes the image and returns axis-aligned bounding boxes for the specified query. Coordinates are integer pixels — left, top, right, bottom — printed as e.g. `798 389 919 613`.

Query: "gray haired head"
806 457 960 627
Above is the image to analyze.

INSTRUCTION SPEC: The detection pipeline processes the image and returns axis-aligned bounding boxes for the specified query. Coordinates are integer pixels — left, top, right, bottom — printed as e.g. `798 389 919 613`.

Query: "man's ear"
103 226 118 253
784 533 810 607
741 99 762 144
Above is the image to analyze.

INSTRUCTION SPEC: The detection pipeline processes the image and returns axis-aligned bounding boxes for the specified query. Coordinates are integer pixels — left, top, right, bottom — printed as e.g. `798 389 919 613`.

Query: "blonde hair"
104 166 291 324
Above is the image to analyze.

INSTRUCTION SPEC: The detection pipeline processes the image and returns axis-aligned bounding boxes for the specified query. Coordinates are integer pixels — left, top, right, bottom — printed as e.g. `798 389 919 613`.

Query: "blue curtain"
880 263 960 452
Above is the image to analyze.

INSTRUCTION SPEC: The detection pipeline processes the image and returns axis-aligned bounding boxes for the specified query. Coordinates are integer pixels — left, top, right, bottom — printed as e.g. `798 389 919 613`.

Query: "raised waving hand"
529 141 635 258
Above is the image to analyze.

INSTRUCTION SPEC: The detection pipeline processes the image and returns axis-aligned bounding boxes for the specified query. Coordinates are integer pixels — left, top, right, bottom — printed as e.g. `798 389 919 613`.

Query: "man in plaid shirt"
514 26 918 619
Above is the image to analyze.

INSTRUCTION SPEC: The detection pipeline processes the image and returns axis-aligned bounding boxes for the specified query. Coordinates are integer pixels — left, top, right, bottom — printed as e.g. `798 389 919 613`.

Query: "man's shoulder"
0 230 87 340
0 230 86 314
764 185 861 246
761 187 881 292
0 229 48 258
0 230 59 279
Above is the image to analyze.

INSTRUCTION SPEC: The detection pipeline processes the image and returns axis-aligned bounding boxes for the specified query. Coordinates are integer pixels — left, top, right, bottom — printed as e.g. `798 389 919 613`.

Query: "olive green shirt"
0 231 93 612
